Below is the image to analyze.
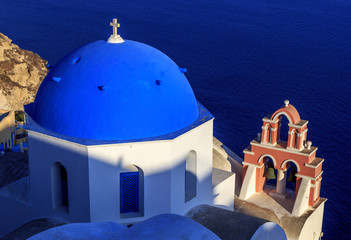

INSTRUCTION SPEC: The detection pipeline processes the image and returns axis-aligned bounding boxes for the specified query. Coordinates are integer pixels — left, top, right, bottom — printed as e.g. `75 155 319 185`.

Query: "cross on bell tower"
107 18 124 44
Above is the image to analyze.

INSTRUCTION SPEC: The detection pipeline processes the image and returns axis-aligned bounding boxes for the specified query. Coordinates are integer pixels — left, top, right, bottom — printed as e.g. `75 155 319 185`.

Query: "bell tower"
239 100 324 217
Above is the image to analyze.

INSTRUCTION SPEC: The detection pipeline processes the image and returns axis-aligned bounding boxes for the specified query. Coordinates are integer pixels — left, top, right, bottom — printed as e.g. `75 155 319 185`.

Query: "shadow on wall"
1 133 234 237
87 152 219 219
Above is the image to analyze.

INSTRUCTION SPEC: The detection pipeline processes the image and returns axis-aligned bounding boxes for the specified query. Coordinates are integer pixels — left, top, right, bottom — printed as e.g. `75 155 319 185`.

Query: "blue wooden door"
120 172 139 213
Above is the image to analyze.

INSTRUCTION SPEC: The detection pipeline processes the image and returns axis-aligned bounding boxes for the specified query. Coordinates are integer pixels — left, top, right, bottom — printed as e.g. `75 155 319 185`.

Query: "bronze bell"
288 167 297 182
265 167 276 180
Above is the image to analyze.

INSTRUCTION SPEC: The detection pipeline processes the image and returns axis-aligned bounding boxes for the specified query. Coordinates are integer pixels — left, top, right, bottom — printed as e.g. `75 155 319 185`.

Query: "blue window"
120 172 139 213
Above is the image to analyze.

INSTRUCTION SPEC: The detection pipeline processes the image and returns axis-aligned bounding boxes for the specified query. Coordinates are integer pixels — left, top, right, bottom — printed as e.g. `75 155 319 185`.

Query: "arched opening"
294 131 298 149
185 150 197 202
278 115 289 142
263 156 277 187
51 162 69 212
120 165 144 217
285 161 298 192
265 124 272 144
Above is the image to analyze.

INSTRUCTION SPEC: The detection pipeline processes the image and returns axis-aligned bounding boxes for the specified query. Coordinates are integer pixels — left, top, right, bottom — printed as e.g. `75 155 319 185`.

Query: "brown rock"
0 32 48 110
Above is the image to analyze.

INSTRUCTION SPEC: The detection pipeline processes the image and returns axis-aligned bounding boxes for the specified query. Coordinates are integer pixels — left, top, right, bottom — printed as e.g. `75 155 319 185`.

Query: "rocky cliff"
0 33 48 110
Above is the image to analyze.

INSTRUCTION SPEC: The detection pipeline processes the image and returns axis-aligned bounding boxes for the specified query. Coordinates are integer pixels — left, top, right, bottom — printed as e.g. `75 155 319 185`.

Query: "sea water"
1 0 351 238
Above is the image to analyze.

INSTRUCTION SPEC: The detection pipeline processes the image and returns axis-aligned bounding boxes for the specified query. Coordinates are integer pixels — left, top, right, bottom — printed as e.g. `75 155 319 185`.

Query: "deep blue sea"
1 0 351 238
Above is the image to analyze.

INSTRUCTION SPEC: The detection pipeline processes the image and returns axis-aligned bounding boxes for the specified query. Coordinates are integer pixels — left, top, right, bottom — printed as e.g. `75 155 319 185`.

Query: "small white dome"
250 222 287 240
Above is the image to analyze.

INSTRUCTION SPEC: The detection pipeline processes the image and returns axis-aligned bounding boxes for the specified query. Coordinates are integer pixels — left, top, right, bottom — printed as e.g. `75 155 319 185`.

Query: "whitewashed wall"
5 119 216 228
170 120 214 214
88 119 214 223
28 131 91 222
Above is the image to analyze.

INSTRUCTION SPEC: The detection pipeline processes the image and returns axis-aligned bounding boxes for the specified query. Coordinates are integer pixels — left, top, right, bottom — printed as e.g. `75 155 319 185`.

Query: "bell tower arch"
240 100 324 217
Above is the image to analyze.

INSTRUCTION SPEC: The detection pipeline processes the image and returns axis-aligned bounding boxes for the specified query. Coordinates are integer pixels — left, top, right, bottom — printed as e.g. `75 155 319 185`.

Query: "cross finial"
110 18 120 36
107 18 124 44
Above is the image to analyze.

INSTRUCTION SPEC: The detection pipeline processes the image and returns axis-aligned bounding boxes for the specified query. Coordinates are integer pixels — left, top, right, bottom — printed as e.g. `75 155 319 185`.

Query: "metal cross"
110 18 120 36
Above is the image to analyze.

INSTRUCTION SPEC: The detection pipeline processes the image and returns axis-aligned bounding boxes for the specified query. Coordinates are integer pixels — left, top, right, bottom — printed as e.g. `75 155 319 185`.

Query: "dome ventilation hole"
72 57 81 64
155 80 162 85
179 67 187 73
51 77 61 83
97 86 105 91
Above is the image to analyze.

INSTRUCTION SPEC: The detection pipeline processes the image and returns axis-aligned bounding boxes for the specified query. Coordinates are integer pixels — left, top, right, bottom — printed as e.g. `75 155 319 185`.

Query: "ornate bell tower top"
270 100 301 125
260 100 308 150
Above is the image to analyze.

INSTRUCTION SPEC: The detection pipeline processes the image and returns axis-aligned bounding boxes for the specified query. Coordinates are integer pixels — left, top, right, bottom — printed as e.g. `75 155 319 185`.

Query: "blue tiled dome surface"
29 40 199 140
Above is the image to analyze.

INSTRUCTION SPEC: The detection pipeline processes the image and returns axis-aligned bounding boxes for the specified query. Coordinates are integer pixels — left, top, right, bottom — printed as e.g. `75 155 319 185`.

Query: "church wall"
87 119 215 224
28 131 91 223
170 119 214 214
298 200 325 240
87 140 173 223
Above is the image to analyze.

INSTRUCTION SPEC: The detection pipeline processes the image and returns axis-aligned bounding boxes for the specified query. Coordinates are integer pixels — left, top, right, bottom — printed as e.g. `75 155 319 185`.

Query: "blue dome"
30 40 199 140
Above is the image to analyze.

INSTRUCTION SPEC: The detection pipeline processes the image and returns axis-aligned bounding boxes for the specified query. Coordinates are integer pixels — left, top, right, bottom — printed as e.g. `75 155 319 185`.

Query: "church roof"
28 40 199 141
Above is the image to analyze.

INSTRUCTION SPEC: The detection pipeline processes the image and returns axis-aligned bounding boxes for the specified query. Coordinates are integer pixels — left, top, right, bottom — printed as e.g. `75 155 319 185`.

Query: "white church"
0 18 235 230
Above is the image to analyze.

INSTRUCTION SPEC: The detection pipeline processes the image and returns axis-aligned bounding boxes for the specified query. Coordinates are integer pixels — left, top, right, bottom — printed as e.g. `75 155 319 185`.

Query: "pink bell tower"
239 100 324 216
